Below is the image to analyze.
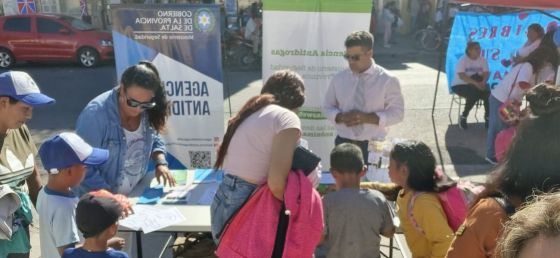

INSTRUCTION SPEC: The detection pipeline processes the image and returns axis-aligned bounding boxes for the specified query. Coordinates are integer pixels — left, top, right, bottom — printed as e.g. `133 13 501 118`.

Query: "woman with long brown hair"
211 70 305 243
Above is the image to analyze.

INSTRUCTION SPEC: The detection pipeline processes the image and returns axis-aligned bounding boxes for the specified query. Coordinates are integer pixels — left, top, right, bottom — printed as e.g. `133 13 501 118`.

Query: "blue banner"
111 4 224 169
446 11 560 93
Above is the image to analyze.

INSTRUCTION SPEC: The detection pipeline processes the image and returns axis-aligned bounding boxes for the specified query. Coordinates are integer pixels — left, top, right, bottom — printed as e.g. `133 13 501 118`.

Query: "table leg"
157 233 175 258
389 237 394 258
136 231 143 258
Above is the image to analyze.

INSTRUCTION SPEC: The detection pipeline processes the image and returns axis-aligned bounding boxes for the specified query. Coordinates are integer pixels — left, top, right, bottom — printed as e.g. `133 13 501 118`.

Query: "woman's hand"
155 165 176 187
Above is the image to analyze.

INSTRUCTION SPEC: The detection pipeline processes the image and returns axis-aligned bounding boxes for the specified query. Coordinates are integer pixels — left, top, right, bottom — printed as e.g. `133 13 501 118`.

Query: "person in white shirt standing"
323 30 404 164
486 46 557 165
451 41 490 130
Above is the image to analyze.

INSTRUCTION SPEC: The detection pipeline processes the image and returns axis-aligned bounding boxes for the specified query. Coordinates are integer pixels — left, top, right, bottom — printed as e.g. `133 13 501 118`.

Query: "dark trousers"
452 84 490 119
335 135 369 165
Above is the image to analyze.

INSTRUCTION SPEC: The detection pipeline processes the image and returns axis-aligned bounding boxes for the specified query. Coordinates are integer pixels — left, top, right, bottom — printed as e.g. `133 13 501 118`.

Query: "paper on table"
120 205 186 233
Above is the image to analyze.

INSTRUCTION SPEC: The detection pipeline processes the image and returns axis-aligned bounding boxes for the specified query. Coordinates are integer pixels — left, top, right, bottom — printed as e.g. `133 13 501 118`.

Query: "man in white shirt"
323 30 404 164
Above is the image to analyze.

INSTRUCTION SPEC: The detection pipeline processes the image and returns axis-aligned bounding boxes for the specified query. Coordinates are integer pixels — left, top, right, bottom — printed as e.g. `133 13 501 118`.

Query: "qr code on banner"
189 151 212 168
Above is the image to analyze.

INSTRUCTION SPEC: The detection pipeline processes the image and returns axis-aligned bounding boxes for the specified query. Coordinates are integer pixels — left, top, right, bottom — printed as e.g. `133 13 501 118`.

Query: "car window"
37 18 66 33
60 16 94 31
3 17 31 32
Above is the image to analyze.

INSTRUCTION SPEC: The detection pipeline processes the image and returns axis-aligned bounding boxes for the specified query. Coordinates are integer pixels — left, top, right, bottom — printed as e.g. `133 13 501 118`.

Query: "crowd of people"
0 21 560 258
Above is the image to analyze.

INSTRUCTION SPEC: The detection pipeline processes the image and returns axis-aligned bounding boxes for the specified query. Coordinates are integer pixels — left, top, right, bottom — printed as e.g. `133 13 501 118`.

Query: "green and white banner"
262 0 372 166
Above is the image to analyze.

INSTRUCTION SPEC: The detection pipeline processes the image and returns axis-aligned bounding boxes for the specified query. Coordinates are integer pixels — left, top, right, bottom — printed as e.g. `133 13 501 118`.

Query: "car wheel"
78 47 99 68
0 48 15 68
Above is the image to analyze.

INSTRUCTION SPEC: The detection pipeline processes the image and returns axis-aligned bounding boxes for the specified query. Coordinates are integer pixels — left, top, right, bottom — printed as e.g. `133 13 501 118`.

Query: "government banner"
262 0 373 166
446 11 560 92
111 4 223 169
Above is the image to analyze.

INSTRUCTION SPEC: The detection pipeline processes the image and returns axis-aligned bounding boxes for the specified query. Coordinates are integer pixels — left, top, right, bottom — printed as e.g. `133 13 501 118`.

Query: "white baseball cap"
0 71 55 106
39 132 109 174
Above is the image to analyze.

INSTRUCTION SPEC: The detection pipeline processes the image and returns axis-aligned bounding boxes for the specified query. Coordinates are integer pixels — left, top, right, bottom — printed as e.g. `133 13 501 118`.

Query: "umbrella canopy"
455 0 560 10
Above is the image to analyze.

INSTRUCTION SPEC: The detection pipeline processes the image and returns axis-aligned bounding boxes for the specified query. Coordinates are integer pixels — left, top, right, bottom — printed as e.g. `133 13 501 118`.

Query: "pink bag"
495 126 517 162
498 70 522 126
407 187 468 233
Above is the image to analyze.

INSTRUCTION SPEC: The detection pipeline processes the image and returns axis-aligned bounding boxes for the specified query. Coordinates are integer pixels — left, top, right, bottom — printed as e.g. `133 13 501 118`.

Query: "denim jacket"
74 88 165 196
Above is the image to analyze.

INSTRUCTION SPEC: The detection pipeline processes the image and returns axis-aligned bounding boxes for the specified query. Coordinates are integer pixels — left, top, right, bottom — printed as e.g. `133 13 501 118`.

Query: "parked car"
0 14 113 68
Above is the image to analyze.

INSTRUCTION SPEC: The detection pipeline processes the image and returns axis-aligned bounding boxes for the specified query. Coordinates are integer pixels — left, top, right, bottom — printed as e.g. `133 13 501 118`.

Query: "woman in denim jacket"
75 61 175 196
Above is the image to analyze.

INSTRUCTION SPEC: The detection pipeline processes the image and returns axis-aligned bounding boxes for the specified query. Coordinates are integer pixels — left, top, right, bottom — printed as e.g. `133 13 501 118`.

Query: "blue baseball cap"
39 132 109 174
0 71 55 106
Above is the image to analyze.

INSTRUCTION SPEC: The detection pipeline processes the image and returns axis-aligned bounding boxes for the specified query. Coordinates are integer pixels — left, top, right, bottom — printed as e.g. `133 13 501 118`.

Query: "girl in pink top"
211 70 305 243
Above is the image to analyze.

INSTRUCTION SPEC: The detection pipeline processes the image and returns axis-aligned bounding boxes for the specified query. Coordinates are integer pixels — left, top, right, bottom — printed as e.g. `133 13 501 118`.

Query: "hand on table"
155 165 177 187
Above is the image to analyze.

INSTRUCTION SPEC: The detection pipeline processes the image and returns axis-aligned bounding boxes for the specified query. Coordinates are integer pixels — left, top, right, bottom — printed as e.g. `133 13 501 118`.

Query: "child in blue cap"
36 132 113 257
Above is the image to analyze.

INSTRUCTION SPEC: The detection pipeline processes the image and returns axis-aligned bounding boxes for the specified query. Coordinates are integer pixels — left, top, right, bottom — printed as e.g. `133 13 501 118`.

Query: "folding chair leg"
449 95 455 124
457 97 462 124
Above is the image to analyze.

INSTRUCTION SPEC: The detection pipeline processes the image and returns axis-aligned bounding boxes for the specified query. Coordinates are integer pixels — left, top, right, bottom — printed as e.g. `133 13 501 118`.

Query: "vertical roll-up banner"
262 0 372 166
111 4 224 169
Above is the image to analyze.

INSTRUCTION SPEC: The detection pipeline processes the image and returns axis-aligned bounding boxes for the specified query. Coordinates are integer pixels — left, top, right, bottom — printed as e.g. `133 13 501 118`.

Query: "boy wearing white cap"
0 71 55 258
37 132 110 258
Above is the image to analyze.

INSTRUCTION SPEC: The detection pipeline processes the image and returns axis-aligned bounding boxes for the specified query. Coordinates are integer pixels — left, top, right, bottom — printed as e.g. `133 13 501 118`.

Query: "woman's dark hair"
465 41 480 55
539 29 560 68
214 70 305 169
481 84 560 204
528 23 545 39
391 140 443 192
521 46 557 73
120 61 169 132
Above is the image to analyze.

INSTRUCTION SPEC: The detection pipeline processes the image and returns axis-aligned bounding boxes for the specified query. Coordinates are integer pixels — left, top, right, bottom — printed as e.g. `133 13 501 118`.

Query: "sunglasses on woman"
124 92 156 109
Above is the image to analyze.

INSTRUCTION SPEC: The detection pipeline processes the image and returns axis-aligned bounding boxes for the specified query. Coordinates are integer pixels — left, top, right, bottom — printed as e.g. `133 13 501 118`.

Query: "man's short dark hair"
344 31 374 51
330 143 364 174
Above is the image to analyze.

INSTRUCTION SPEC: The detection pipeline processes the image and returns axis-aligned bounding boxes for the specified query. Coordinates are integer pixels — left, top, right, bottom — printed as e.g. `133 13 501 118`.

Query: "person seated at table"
321 143 395 258
389 140 454 258
63 192 129 258
37 132 124 258
211 70 306 243
451 41 490 130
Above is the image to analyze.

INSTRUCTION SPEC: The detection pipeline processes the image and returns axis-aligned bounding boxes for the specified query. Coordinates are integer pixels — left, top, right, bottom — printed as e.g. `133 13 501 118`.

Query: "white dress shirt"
323 60 404 141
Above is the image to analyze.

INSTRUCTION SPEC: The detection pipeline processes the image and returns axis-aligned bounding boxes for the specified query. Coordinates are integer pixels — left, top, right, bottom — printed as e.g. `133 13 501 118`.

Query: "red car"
0 14 113 68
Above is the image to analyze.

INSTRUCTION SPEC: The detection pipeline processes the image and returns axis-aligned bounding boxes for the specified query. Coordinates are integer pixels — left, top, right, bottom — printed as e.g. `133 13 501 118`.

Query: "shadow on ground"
444 122 488 164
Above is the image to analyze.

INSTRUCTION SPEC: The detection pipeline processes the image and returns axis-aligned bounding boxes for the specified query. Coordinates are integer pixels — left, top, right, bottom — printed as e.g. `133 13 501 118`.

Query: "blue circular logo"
195 9 215 33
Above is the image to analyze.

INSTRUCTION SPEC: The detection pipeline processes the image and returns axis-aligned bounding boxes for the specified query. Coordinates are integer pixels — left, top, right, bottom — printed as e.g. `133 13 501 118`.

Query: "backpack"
407 187 466 234
407 180 485 233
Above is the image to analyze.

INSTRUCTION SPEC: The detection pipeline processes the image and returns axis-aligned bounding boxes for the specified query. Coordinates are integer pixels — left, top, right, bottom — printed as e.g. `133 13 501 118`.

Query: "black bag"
291 146 321 176
171 232 217 258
